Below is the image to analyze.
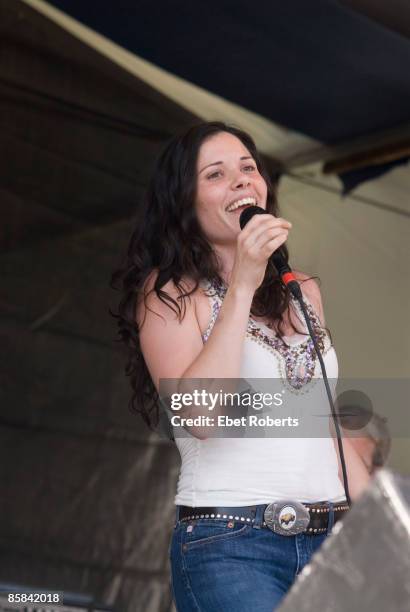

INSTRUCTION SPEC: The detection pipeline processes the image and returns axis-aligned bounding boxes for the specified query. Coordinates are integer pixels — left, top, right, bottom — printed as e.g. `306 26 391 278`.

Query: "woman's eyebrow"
199 156 253 174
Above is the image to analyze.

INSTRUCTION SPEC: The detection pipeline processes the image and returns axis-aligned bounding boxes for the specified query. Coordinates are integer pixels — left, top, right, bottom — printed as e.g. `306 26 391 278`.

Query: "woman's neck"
213 244 235 285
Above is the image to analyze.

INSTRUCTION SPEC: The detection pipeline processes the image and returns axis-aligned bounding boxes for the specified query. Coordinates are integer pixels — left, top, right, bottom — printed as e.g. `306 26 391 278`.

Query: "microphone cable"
240 206 351 507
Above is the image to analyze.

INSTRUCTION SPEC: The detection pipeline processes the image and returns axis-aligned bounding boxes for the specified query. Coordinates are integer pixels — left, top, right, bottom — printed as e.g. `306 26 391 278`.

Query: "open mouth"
228 204 255 215
226 197 258 213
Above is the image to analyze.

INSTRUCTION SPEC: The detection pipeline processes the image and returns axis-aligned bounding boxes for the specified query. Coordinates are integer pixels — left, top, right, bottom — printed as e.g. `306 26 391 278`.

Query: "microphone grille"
239 205 266 230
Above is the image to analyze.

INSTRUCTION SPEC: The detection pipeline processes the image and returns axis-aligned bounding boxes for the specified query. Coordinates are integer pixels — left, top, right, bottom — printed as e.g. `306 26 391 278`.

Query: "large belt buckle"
264 500 310 536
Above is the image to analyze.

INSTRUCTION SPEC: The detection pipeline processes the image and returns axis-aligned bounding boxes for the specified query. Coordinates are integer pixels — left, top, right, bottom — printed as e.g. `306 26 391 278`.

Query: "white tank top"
173 277 347 506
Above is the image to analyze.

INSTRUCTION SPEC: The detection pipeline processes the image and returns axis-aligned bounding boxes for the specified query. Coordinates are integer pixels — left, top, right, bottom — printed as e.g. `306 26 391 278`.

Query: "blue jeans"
169 503 335 611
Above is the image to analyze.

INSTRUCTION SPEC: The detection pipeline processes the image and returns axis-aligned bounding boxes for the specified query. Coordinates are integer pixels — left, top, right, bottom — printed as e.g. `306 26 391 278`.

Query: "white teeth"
226 197 256 212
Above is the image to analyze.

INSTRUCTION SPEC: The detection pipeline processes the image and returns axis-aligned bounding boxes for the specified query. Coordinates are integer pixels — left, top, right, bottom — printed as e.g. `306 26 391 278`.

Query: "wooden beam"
323 140 410 175
284 122 410 170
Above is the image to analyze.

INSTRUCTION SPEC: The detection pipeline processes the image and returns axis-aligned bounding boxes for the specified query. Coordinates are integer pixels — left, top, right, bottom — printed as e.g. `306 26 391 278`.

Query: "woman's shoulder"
137 269 203 325
141 269 202 298
136 270 206 392
292 270 325 326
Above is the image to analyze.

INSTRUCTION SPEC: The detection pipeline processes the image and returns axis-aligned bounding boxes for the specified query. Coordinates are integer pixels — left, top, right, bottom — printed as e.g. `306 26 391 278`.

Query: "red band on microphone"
282 272 297 285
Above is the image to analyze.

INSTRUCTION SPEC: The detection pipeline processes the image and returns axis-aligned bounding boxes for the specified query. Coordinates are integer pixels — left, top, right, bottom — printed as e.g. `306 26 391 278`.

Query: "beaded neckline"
200 276 331 391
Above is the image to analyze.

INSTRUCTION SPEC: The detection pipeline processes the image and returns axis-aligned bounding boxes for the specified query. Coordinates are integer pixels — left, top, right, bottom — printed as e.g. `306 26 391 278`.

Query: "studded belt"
177 499 350 536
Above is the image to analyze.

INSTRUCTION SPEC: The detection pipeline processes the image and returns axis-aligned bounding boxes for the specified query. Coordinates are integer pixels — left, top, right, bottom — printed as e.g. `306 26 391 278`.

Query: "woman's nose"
233 175 251 189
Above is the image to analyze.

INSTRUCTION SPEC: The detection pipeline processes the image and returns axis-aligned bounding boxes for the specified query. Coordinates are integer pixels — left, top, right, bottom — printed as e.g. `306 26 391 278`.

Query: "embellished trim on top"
201 290 220 344
199 277 333 391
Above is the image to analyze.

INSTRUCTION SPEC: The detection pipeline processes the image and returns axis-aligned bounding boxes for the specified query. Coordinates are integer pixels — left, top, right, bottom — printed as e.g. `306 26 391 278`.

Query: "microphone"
239 205 302 299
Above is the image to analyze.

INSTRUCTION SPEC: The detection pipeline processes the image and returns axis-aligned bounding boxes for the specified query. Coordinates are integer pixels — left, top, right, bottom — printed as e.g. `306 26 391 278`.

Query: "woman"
111 121 371 611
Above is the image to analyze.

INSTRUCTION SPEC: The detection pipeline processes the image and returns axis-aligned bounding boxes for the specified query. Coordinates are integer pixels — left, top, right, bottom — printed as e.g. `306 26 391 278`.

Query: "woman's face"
195 131 268 245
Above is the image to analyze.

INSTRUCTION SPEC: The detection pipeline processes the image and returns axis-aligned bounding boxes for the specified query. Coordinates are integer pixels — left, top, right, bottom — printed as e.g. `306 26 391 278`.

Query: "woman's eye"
206 165 255 180
207 170 222 179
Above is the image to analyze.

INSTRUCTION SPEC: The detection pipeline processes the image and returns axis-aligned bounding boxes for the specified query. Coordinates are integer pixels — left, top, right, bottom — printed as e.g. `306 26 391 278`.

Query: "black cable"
288 281 351 507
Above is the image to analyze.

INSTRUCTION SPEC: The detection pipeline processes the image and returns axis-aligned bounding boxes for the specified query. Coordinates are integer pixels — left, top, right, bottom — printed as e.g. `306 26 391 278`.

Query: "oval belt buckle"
264 500 310 536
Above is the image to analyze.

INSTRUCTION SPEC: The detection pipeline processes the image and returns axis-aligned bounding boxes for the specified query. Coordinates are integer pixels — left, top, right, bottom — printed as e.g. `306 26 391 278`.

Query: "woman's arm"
137 271 254 439
332 436 372 502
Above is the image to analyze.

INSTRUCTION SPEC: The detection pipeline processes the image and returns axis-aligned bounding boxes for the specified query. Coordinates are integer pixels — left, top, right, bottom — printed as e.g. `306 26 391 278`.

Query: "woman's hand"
230 213 292 293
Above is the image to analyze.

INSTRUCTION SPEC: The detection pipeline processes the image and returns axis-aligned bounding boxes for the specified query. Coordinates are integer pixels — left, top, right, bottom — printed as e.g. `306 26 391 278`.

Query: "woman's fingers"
245 224 289 253
262 233 288 255
240 213 289 234
241 214 291 249
251 231 288 258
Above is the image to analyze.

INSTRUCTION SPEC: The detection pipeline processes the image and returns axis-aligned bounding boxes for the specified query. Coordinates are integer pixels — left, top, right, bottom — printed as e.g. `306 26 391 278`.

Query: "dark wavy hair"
110 121 312 432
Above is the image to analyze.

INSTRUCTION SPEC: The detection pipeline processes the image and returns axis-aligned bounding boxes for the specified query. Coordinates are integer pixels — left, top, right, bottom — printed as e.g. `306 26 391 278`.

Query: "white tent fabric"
280 165 410 379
